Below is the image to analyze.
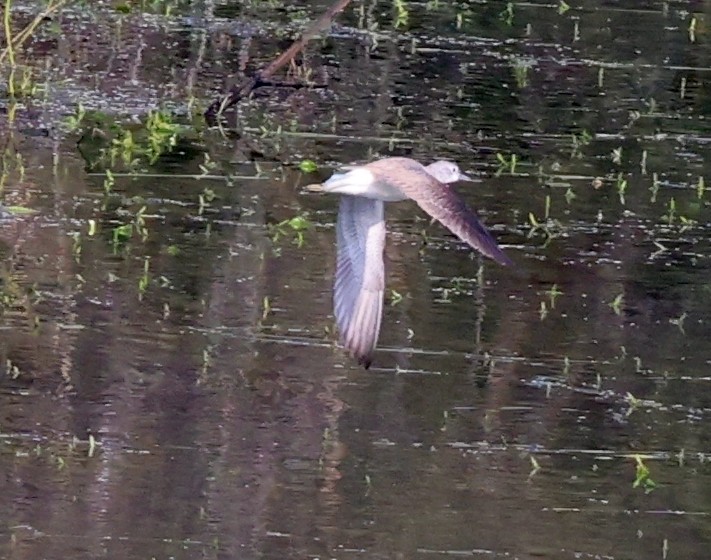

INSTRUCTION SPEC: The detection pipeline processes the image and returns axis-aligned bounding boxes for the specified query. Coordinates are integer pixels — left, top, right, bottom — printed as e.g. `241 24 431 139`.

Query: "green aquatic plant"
262 296 271 321
6 359 21 379
538 301 548 320
114 2 131 14
659 197 697 232
138 258 150 300
669 312 687 334
269 213 312 248
609 293 624 315
2 0 17 70
392 0 409 28
650 172 660 203
676 448 685 467
616 173 627 205
133 206 149 241
528 194 563 245
650 240 668 259
5 65 40 98
110 206 149 251
611 147 622 165
689 16 697 42
625 392 641 413
562 355 571 378
644 97 657 115
112 129 139 167
259 113 283 139
364 473 372 496
145 110 179 163
662 197 676 225
570 129 592 159
103 169 115 194
64 103 86 131
112 223 133 248
199 153 219 176
14 151 25 181
299 160 318 173
436 287 452 304
390 289 403 306
0 142 29 190
87 434 97 458
455 9 471 30
499 2 514 25
558 0 570 15
69 232 82 260
528 455 541 479
632 454 657 493
2 205 37 215
198 187 216 216
0 264 32 313
287 57 316 85
546 284 563 308
678 215 696 234
511 59 530 88
201 346 213 376
438 409 448 432
496 152 518 175
82 111 184 170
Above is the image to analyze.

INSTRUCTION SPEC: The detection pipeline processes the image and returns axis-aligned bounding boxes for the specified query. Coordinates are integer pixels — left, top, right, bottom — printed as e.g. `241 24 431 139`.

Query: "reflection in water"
1 1 711 559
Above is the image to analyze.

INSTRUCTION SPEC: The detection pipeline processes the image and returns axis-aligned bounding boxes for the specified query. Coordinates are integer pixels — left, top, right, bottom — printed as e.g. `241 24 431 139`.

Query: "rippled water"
2 1 711 558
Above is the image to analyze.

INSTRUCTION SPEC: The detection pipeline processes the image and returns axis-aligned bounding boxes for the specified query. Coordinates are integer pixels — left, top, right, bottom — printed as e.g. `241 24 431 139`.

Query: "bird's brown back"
362 157 512 266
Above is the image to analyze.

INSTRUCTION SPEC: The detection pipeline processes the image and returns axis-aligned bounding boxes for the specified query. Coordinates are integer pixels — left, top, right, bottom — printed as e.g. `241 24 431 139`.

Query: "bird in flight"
307 157 511 368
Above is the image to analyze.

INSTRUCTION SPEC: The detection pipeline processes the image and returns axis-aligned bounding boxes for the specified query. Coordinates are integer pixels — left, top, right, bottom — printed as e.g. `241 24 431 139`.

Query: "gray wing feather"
411 184 512 266
334 196 386 368
363 158 511 266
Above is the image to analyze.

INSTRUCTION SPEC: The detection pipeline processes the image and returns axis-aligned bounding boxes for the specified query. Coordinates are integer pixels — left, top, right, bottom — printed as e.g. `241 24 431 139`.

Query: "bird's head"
425 160 472 184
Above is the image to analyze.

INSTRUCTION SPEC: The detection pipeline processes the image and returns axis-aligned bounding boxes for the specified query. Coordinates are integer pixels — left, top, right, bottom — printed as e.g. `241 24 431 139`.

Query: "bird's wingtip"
357 354 373 369
496 251 514 267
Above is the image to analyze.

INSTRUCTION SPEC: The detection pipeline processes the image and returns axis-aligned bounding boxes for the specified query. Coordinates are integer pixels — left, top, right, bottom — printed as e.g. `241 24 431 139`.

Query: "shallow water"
2 1 711 558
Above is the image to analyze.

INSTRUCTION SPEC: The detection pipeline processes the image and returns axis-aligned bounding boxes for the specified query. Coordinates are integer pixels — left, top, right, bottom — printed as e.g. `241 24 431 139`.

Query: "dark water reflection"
2 0 711 558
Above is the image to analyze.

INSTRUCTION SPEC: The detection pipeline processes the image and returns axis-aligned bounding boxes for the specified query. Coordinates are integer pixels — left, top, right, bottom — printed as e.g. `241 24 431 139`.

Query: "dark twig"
253 79 328 90
204 0 353 125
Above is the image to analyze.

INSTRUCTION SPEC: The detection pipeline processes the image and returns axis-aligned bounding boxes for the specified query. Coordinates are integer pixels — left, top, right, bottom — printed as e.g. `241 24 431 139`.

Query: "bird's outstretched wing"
412 182 512 266
365 158 511 266
334 195 387 368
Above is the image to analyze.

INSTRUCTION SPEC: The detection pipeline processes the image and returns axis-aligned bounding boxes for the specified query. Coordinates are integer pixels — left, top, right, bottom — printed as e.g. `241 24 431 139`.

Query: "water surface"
2 1 711 558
